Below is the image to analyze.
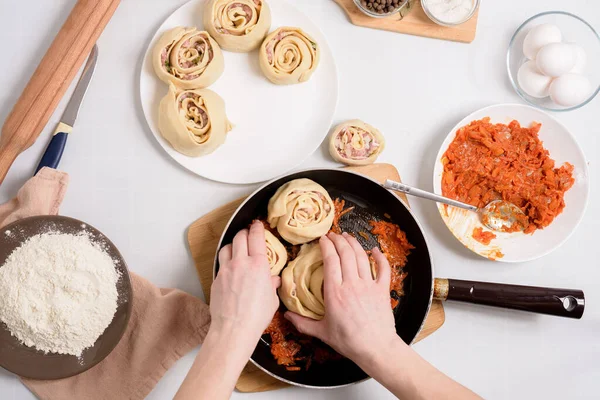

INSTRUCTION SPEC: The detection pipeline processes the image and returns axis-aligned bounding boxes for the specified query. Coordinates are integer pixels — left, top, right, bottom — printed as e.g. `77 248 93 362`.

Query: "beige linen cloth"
0 168 211 399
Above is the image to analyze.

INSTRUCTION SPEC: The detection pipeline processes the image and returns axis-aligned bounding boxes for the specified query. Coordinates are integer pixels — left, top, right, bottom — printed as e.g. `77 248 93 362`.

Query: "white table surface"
0 0 598 399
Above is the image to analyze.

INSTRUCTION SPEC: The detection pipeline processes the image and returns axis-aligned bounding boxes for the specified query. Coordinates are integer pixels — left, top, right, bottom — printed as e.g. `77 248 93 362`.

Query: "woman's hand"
176 221 280 400
210 220 280 347
283 232 480 400
284 232 397 363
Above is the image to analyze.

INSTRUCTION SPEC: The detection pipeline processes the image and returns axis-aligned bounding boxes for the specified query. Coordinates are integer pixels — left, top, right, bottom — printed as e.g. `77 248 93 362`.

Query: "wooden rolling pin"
0 0 120 185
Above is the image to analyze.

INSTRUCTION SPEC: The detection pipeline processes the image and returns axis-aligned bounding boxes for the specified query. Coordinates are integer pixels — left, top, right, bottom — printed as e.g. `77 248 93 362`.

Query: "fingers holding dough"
329 119 385 166
259 26 320 85
265 230 287 276
158 83 233 157
279 243 325 320
267 178 335 245
153 27 224 89
204 0 271 52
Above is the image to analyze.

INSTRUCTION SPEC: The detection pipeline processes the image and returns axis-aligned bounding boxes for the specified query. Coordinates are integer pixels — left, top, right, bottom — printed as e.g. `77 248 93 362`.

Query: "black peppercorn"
360 0 404 14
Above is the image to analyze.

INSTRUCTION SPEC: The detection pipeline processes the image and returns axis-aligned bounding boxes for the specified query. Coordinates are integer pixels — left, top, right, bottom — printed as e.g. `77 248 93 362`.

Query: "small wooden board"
187 164 445 393
333 0 479 43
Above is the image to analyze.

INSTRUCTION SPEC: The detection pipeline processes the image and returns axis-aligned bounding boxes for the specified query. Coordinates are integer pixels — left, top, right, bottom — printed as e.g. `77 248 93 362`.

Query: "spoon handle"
384 180 478 212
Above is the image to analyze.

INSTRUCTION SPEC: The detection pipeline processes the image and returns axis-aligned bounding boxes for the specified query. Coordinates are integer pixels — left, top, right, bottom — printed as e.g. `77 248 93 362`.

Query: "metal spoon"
383 180 528 232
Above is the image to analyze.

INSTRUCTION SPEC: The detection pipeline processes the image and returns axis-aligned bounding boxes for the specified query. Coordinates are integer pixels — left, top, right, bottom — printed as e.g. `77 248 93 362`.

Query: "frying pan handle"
433 278 585 319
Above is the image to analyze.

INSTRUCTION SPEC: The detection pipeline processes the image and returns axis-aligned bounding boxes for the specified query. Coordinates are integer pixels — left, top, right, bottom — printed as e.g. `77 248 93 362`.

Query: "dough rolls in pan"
204 0 271 52
259 27 320 85
153 27 224 89
279 243 325 320
265 230 287 276
158 83 232 157
329 119 385 166
267 178 334 245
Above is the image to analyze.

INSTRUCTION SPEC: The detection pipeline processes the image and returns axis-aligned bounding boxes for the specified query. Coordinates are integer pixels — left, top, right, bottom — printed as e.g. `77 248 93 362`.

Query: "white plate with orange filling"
433 104 589 262
140 0 338 184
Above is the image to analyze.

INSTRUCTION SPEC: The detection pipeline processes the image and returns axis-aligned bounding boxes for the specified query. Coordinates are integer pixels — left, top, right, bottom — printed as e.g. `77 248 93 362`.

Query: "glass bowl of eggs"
507 11 600 112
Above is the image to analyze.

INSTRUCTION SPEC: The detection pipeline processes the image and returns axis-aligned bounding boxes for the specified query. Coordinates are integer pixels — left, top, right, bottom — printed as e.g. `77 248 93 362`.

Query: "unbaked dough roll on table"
279 243 325 320
329 119 385 166
265 230 287 276
204 0 271 52
267 178 334 245
259 27 320 85
153 27 224 89
158 83 232 157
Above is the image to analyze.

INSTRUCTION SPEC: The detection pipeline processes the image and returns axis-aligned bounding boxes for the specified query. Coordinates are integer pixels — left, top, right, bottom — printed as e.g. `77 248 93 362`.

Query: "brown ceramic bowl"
0 216 132 380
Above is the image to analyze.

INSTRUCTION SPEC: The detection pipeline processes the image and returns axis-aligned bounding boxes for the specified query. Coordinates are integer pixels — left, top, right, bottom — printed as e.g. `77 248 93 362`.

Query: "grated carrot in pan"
331 198 354 233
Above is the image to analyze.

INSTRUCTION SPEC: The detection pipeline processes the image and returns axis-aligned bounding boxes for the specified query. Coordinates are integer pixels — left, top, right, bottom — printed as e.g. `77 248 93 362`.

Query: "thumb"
284 311 326 340
271 276 281 289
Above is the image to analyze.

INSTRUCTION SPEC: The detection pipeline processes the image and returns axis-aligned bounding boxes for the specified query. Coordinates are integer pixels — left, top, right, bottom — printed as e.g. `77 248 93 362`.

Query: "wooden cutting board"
333 0 479 43
187 163 445 393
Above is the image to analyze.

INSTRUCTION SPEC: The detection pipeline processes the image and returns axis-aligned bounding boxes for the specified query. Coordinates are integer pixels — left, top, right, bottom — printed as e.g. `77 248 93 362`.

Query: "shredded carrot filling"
472 227 496 245
370 220 413 308
488 249 504 260
441 118 574 234
331 198 354 233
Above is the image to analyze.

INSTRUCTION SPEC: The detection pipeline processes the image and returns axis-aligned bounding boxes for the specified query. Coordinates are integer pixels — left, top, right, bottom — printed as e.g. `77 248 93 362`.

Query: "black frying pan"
214 168 585 389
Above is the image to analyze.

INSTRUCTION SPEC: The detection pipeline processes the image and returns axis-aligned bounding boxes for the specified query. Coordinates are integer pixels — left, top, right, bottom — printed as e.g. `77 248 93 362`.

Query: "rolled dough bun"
279 242 325 320
267 178 334 245
265 230 287 276
152 27 224 89
158 83 233 157
259 27 320 85
329 119 385 166
204 0 271 52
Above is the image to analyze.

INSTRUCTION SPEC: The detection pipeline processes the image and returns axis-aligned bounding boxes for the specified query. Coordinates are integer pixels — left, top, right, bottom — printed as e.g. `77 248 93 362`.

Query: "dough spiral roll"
204 0 271 52
158 83 232 157
329 120 385 166
279 243 325 320
267 178 334 245
265 230 287 276
259 27 320 85
153 27 224 89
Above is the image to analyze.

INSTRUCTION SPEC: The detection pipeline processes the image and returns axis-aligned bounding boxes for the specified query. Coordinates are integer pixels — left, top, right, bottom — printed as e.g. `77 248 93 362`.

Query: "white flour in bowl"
0 232 120 356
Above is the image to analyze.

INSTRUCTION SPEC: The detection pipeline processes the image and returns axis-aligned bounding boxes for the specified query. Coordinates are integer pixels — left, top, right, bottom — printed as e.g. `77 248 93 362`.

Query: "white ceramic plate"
433 104 589 262
140 0 338 184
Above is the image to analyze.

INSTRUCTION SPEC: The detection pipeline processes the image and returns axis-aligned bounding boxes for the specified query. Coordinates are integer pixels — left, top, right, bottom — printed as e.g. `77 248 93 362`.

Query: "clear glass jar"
421 0 480 27
353 0 415 20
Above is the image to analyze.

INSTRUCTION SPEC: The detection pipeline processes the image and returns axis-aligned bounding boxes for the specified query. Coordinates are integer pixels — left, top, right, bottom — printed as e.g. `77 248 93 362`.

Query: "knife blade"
34 45 98 174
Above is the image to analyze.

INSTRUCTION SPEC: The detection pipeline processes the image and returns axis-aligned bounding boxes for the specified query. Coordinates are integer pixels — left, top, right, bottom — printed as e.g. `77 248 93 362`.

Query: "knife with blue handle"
35 45 98 175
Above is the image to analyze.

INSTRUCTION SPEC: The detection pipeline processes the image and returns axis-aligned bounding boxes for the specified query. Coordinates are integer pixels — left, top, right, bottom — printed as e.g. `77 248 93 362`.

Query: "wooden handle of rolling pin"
0 0 120 185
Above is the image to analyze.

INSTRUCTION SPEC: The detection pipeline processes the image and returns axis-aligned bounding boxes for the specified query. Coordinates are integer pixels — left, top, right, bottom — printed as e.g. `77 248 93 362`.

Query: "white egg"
535 43 576 77
517 60 552 98
569 44 587 73
522 23 562 60
549 73 592 107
